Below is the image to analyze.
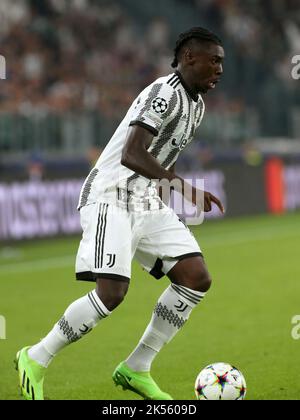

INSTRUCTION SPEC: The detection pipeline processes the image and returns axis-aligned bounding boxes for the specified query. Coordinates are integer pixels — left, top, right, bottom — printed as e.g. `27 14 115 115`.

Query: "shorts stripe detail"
171 284 203 305
95 203 103 269
95 204 108 269
88 292 107 319
100 205 108 268
97 204 106 268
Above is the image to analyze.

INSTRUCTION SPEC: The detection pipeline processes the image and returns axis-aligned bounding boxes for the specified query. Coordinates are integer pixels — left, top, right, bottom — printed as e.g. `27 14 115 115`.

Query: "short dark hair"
171 27 223 68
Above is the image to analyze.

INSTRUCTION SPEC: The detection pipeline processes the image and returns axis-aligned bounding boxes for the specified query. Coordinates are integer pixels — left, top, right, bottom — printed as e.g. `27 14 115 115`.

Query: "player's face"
192 44 225 94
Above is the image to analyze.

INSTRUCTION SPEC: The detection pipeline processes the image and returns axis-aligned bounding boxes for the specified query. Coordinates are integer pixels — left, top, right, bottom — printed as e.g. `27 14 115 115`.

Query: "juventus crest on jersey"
78 71 205 211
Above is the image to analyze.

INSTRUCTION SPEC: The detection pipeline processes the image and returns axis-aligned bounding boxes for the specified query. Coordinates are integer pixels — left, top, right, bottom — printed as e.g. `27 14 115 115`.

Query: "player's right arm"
121 125 224 214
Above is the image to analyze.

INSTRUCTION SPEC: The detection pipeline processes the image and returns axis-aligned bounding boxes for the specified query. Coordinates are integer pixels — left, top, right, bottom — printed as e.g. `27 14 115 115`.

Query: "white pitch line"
0 227 298 274
0 255 75 274
203 227 300 248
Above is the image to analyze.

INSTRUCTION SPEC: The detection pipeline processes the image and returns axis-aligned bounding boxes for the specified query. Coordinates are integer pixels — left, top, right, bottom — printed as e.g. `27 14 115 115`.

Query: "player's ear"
184 48 196 65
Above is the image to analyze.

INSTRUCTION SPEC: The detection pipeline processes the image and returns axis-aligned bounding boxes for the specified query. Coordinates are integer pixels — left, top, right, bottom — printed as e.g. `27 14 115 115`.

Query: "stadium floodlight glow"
291 55 300 80
0 55 6 80
0 315 6 340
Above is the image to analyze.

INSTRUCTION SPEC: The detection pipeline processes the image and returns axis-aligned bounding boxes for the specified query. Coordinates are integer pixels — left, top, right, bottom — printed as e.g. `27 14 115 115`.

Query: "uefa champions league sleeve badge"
151 97 168 114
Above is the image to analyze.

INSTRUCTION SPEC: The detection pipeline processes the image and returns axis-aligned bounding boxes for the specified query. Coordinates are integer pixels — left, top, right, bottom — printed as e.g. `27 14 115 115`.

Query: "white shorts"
75 201 202 282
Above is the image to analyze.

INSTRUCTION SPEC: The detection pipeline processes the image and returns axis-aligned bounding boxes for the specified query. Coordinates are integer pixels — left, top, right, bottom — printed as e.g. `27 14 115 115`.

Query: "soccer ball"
195 362 247 400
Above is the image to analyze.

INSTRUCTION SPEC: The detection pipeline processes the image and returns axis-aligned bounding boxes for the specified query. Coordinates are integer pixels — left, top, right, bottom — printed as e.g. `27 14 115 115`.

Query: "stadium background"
0 0 300 400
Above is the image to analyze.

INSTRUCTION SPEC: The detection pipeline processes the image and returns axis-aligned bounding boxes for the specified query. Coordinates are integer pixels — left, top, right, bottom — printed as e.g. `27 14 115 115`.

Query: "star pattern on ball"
151 97 168 114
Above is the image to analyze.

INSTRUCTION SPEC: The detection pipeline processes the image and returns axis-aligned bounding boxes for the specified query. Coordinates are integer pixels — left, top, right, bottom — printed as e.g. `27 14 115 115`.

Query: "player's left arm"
157 163 176 205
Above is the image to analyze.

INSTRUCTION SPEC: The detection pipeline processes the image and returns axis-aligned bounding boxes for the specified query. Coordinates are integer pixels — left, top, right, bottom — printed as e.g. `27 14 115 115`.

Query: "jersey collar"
175 70 199 102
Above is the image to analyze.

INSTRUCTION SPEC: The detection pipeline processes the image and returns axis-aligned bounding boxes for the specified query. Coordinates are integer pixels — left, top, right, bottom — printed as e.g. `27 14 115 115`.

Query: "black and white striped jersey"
78 71 205 211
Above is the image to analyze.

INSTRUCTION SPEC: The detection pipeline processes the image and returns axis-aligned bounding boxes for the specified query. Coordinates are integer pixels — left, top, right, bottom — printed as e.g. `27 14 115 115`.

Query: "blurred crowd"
0 0 170 121
191 0 300 137
0 0 299 137
201 2 299 82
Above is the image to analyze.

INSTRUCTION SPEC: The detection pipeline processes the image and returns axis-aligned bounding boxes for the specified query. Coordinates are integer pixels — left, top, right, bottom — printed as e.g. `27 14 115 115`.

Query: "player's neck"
175 68 199 101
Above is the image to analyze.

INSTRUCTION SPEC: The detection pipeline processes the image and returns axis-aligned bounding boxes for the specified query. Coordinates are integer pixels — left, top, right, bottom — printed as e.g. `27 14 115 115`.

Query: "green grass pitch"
1 212 300 400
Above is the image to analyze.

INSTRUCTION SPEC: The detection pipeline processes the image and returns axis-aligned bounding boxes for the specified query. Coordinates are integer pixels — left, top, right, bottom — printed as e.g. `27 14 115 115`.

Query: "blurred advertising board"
265 159 300 214
0 161 299 241
283 165 300 211
173 165 267 221
0 180 81 240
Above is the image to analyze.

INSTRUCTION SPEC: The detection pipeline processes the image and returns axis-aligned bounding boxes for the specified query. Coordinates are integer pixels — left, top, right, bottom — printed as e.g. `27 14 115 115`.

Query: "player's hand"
178 179 225 214
203 191 225 214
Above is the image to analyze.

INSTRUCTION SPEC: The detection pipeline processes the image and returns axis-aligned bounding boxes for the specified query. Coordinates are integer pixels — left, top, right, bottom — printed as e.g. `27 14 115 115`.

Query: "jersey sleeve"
129 82 179 136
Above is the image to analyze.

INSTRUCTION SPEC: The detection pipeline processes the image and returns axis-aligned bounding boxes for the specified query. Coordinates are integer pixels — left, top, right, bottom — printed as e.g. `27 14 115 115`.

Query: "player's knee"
98 288 128 311
189 268 212 293
198 270 212 293
95 279 129 311
169 257 212 293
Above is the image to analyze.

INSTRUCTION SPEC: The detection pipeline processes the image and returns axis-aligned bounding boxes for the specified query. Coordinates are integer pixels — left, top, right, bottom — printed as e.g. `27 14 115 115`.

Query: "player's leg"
26 276 128 364
16 277 128 400
16 202 131 400
123 257 208 379
115 209 208 399
148 254 210 353
27 277 128 367
168 254 211 292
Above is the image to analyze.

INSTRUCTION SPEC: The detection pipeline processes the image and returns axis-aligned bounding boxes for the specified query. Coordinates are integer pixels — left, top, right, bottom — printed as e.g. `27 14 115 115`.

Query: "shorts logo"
107 253 116 268
152 97 168 114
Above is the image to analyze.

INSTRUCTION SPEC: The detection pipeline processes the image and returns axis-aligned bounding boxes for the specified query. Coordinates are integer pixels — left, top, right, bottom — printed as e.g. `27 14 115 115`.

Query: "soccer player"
15 27 225 400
